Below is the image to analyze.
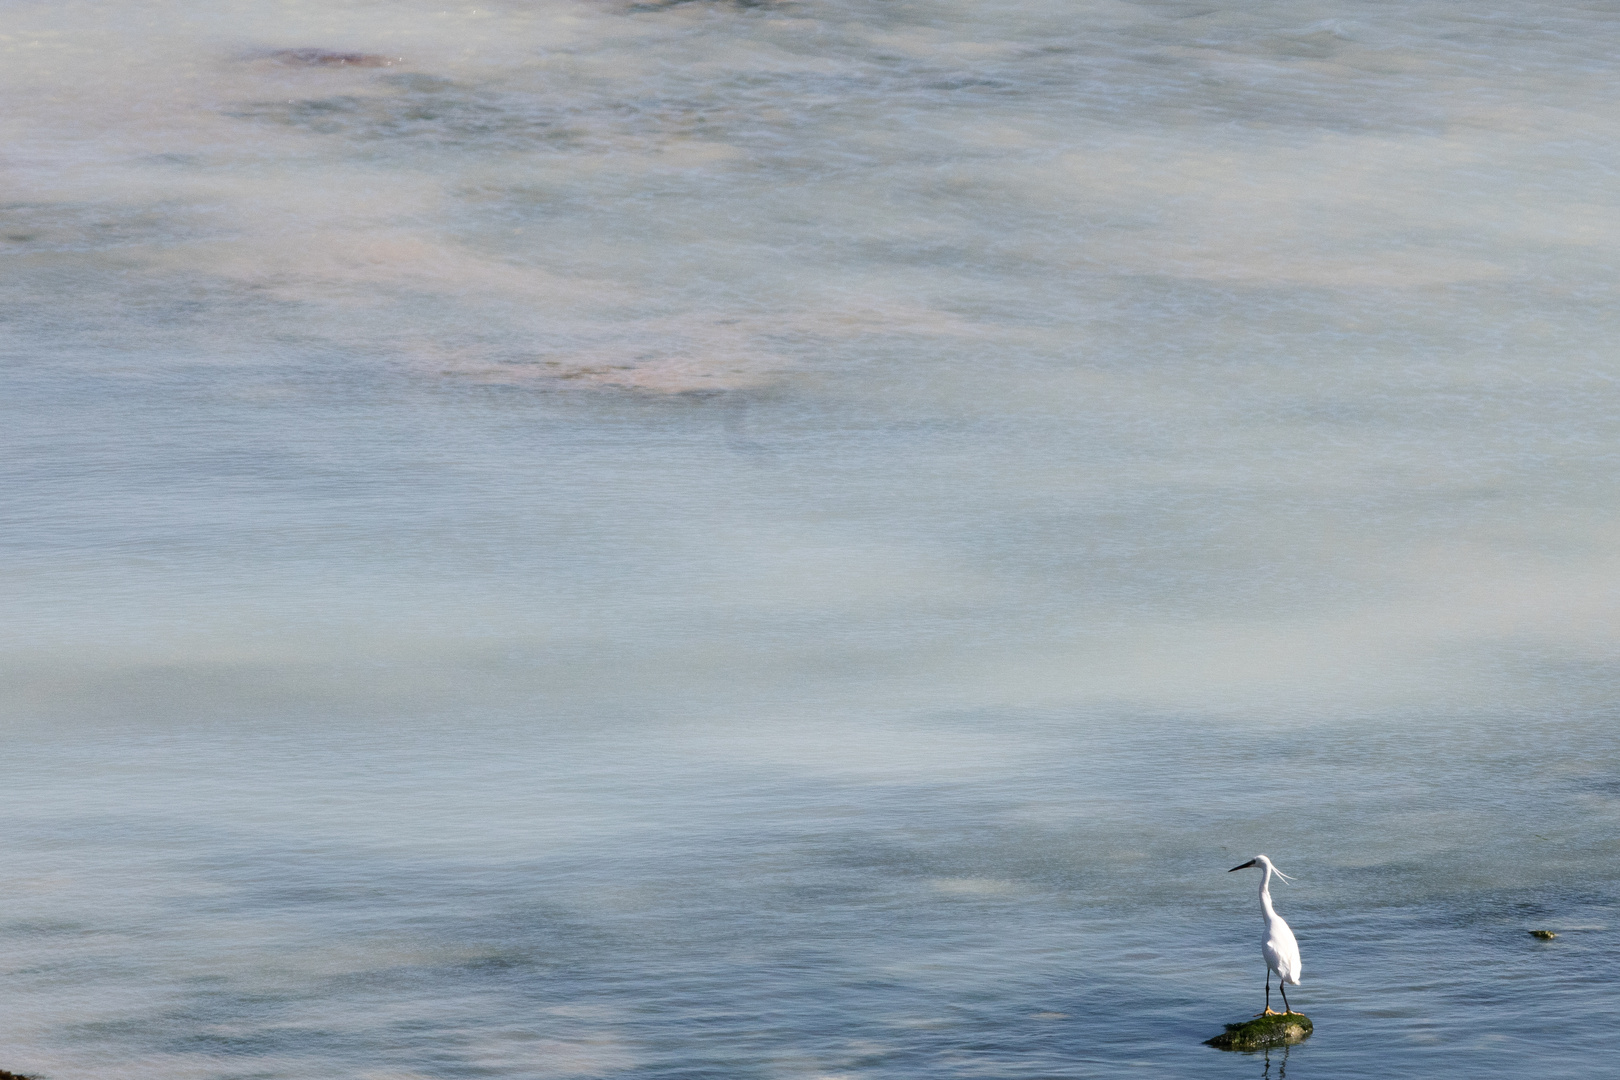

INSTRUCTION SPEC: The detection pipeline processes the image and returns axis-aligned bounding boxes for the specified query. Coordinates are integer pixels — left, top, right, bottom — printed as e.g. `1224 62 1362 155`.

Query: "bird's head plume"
1227 854 1294 883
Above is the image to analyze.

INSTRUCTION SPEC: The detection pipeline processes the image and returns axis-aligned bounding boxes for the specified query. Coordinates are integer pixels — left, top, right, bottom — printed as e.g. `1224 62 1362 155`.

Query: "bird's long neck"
1258 863 1277 921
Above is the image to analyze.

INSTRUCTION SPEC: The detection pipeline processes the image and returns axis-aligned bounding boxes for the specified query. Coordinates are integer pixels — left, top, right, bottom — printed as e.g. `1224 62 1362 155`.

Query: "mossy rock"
0 1072 35 1080
1205 1013 1313 1051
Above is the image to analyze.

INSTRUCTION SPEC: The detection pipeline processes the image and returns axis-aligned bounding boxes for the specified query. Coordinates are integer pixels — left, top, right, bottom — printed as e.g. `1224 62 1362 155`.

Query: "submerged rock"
1529 929 1557 940
1205 1013 1313 1051
263 48 399 67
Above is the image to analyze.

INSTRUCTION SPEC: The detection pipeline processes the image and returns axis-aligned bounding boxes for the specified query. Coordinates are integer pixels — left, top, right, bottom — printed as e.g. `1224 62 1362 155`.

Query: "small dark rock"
1206 1013 1313 1051
1529 929 1557 940
0 1070 37 1079
265 49 399 67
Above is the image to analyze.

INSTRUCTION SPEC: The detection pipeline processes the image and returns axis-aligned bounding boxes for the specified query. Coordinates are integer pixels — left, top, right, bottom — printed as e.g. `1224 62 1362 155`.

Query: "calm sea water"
4 1 1620 1077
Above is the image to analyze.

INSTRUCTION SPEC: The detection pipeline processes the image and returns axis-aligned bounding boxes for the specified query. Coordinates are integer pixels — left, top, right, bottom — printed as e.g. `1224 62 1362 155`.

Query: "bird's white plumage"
1251 855 1301 986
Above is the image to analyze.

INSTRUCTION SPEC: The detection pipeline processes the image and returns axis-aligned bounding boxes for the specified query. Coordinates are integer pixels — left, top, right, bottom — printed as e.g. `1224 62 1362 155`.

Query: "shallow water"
4 1 1620 1077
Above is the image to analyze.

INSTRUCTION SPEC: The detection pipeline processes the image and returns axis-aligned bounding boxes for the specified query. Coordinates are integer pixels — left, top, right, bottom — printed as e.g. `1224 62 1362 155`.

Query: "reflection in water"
1261 1043 1290 1079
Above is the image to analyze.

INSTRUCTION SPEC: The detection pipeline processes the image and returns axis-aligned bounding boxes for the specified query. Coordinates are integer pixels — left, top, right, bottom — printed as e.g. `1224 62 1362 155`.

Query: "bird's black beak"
1229 859 1258 872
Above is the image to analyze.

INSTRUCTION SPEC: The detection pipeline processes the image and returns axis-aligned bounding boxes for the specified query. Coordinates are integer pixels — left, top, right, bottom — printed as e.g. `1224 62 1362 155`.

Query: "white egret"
1228 855 1301 1016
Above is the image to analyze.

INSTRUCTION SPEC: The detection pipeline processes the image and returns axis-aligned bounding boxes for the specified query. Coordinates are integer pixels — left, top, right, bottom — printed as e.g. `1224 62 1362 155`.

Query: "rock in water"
1205 1013 1313 1051
264 49 398 67
1529 930 1557 940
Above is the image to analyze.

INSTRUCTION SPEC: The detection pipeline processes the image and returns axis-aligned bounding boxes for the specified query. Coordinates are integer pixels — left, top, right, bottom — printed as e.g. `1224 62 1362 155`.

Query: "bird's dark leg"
1279 982 1292 1015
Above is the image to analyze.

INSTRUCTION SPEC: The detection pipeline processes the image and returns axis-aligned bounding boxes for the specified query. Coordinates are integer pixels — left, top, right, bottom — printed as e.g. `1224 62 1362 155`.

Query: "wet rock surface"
1206 1013 1313 1051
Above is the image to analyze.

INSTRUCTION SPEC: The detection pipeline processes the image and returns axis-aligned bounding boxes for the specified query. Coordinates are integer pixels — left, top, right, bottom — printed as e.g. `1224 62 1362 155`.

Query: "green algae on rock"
1205 1013 1313 1051
0 1070 36 1079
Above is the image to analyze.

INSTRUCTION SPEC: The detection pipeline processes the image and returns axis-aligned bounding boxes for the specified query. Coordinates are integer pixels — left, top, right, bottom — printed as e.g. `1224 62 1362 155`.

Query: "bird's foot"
1253 1008 1282 1017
